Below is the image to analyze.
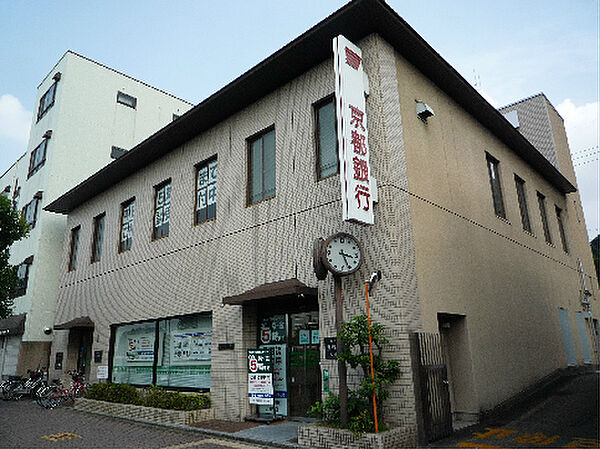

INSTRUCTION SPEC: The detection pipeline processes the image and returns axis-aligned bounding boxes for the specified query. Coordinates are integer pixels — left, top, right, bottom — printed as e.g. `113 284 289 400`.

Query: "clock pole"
334 275 348 426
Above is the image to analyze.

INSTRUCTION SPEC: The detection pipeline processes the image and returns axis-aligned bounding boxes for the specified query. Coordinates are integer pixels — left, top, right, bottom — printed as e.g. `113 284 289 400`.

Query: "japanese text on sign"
333 35 374 225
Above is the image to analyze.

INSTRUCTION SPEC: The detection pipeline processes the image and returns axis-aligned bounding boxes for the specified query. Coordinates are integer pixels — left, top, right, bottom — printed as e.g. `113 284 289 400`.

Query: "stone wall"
74 398 214 426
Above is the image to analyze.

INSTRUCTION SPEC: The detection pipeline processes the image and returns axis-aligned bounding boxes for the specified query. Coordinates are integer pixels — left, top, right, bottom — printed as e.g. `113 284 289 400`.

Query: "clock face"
322 233 362 276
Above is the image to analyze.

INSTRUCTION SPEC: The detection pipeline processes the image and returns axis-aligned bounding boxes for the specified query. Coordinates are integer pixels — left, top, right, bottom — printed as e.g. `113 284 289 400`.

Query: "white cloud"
557 99 599 153
557 99 600 240
0 94 31 144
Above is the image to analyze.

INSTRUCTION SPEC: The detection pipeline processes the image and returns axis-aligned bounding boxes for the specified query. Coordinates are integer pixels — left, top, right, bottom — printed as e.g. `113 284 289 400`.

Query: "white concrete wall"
2 51 193 350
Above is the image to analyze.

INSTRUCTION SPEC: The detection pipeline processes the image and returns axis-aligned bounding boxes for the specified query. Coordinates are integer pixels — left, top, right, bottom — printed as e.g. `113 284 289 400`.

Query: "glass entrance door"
288 312 320 417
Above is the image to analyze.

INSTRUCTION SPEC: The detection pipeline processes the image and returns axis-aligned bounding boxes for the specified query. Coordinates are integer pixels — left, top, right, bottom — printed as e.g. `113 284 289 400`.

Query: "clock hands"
339 250 354 269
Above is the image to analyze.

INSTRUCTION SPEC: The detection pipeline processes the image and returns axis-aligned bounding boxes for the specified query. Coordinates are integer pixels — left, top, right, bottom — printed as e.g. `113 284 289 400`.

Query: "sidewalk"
189 419 311 445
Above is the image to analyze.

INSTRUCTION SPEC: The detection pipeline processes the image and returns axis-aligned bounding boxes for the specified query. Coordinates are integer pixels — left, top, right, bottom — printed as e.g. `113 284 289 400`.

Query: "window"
315 97 338 179
153 181 171 239
1 186 10 199
91 213 105 262
21 193 42 228
119 199 135 252
12 179 20 210
514 175 532 233
537 192 552 244
172 113 181 121
556 206 568 253
28 138 49 178
12 257 33 298
195 158 217 224
68 226 80 271
110 312 212 390
117 91 137 109
248 128 276 204
486 154 506 219
37 74 60 121
110 146 127 160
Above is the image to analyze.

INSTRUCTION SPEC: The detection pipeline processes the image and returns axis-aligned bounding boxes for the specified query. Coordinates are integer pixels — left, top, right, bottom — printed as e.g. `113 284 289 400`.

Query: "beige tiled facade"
47 4 598 443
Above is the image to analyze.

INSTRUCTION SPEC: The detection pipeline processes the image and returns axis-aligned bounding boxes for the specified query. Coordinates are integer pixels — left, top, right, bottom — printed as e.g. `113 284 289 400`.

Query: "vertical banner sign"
333 35 374 225
258 344 287 417
247 349 274 406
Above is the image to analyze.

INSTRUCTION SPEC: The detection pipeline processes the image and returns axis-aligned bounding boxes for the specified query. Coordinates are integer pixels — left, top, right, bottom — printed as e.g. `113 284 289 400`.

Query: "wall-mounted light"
416 101 435 122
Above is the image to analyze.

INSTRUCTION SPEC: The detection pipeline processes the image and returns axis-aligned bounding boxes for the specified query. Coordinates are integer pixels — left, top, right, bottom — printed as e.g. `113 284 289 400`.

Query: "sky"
0 0 598 239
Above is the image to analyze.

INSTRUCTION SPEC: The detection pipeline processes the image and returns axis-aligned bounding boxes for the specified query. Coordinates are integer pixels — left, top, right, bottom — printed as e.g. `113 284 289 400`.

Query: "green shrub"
143 385 210 411
308 315 400 435
84 383 210 411
86 382 141 404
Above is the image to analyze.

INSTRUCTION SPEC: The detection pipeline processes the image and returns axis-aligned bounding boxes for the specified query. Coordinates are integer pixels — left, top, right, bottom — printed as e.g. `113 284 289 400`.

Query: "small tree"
0 195 29 318
309 315 400 434
338 315 400 431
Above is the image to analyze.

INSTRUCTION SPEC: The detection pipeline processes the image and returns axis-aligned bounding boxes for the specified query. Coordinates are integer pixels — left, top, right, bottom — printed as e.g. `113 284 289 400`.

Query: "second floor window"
153 181 171 239
514 175 532 233
248 128 276 205
120 199 135 252
12 257 33 298
195 158 217 224
22 194 42 228
37 76 59 120
486 153 506 219
29 138 49 178
537 192 552 244
68 226 80 271
91 213 105 263
315 98 338 179
556 206 568 253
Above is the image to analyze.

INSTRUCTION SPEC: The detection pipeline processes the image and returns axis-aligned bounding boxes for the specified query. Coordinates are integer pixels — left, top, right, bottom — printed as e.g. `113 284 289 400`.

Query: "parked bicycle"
36 371 87 409
2 368 46 400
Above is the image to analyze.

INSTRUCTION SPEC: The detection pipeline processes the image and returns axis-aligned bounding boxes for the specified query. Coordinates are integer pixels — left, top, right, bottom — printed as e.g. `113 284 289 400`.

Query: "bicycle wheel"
35 384 52 407
40 385 63 409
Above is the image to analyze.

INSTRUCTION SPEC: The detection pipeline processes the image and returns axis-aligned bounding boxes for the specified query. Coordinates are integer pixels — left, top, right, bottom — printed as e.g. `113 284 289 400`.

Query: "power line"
573 156 599 168
571 145 599 157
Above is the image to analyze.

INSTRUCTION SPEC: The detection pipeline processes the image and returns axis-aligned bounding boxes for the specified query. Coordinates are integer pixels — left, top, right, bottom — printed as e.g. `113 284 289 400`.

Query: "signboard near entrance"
258 344 287 417
247 349 273 406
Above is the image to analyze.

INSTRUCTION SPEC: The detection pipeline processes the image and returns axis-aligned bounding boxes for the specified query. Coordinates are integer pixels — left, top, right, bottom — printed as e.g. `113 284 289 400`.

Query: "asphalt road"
429 372 600 449
0 399 273 449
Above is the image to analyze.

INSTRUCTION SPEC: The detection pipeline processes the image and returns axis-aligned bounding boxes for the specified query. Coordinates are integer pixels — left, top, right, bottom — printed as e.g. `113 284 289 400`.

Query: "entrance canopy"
0 313 26 336
222 279 317 306
54 316 95 330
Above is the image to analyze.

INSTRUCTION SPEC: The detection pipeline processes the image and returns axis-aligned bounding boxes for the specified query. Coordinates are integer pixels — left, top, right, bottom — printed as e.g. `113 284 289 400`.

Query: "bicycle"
37 371 87 409
2 369 46 400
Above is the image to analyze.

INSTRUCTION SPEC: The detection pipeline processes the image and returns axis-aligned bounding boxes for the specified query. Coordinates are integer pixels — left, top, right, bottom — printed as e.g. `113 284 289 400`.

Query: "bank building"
43 0 598 444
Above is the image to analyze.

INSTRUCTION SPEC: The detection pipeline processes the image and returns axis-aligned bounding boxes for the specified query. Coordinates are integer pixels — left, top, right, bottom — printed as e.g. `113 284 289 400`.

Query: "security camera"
43 327 52 335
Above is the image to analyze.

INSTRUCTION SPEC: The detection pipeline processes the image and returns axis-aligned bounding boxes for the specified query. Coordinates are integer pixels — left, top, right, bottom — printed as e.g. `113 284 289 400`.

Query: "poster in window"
198 190 207 210
126 335 154 362
311 329 319 345
259 315 286 344
207 185 216 205
208 161 217 183
163 203 170 223
299 330 310 345
171 331 212 362
198 167 208 188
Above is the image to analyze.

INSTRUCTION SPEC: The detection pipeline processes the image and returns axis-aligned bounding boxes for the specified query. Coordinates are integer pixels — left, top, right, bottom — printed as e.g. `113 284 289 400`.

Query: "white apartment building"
0 51 193 377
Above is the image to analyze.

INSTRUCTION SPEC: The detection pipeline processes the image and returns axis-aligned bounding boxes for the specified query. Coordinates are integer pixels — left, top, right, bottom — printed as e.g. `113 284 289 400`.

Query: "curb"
69 406 321 449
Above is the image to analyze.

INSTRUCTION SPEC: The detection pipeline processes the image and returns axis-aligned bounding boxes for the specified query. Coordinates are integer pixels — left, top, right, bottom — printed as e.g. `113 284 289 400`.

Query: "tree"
308 315 400 435
0 195 29 318
592 234 600 284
